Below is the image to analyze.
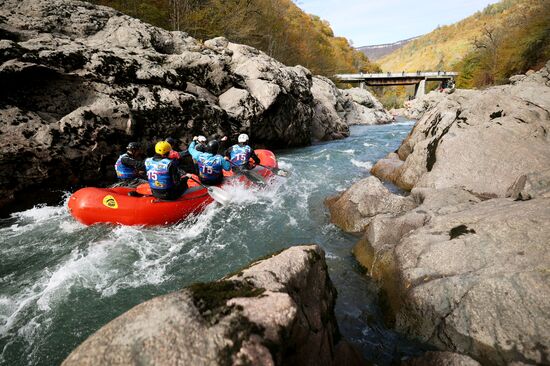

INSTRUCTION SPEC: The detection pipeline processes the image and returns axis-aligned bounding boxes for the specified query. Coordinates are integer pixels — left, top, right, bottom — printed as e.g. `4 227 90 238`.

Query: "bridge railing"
335 71 458 80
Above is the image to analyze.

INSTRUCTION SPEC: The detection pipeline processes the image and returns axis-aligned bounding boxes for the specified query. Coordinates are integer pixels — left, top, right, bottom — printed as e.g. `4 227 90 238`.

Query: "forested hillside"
87 0 379 76
378 0 550 88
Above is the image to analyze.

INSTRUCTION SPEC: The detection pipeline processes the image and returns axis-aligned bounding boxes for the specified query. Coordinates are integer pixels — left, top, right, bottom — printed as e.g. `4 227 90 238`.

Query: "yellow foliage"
378 0 542 73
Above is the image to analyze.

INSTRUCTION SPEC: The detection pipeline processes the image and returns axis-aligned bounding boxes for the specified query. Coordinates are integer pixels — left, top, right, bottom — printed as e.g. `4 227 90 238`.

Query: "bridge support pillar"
359 82 365 89
414 78 426 99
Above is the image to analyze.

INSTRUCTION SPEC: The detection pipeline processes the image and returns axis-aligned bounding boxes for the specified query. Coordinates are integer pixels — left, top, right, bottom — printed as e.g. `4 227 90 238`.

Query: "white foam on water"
222 178 284 206
392 120 415 126
59 220 83 233
363 142 375 147
350 159 373 170
0 200 231 344
5 201 71 235
99 205 224 295
287 215 298 227
339 149 355 154
12 204 65 223
36 245 114 311
277 160 293 170
0 283 43 337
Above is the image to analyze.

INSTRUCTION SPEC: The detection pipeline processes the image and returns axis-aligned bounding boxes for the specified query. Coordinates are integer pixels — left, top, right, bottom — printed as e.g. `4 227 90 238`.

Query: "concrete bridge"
334 71 458 98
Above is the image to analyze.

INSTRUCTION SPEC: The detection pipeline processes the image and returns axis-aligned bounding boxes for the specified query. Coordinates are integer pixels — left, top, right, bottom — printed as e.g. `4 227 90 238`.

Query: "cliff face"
327 62 550 364
0 0 388 214
62 245 364 366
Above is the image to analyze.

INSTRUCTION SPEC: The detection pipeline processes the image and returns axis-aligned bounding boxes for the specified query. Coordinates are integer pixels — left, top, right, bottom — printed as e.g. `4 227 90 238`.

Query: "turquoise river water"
0 121 425 365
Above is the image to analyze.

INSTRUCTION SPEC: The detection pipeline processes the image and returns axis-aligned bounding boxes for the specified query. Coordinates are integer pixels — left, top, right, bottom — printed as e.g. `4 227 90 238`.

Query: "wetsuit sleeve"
176 165 187 176
178 149 191 158
221 157 231 171
224 146 232 159
121 155 145 170
169 162 181 185
250 149 261 164
219 139 230 153
188 141 201 160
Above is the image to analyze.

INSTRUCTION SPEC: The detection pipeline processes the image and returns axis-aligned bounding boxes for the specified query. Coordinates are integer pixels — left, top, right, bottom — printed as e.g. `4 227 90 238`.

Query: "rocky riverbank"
61 245 364 366
0 0 391 215
327 62 550 364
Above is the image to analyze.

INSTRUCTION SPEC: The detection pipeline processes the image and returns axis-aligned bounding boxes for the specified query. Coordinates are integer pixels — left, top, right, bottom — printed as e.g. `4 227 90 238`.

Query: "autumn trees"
87 0 379 77
456 0 550 88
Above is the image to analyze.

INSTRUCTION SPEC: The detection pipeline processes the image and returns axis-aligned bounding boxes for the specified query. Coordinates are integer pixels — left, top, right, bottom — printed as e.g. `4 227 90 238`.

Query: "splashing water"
0 121 422 365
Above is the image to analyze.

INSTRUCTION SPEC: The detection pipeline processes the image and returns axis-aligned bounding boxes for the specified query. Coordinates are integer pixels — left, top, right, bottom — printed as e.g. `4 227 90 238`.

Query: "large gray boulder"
309 78 395 141
343 87 394 125
310 76 350 141
0 0 385 214
62 245 364 366
402 91 448 120
325 176 416 233
355 194 550 365
372 61 550 195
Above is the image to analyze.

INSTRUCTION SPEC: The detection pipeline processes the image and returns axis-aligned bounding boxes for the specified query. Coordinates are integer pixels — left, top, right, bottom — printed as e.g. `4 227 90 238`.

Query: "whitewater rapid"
0 121 421 365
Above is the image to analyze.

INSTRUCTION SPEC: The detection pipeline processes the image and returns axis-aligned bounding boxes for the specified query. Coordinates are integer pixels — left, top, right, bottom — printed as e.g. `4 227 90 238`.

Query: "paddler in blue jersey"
114 142 147 187
145 141 193 200
188 137 231 185
224 134 260 169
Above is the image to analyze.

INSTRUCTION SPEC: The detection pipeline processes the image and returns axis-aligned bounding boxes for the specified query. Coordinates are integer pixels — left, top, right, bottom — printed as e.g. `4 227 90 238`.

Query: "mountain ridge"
357 36 421 61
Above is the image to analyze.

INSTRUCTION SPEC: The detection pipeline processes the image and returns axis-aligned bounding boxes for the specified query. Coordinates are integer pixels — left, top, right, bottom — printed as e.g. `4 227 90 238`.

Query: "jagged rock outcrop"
402 91 451 120
310 76 351 141
328 62 550 365
309 79 393 141
343 87 394 125
372 61 550 195
62 245 364 366
0 0 388 214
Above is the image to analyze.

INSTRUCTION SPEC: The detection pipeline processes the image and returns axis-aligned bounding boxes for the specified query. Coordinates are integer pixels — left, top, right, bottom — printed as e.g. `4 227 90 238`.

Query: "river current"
0 121 422 365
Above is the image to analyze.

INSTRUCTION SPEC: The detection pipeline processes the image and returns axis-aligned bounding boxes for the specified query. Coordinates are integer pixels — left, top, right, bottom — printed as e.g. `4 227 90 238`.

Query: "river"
0 120 424 365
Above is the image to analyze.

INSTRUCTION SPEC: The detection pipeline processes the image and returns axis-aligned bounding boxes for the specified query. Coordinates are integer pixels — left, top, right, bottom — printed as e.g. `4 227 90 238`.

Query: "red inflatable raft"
68 150 278 226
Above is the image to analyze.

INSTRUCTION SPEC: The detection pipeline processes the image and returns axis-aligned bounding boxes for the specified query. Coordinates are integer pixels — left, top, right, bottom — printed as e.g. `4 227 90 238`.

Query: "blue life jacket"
145 157 173 190
229 144 252 167
197 155 225 182
115 153 137 179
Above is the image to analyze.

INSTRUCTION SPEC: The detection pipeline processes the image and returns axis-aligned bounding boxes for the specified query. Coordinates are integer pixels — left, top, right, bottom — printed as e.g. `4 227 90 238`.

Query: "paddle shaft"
188 176 214 191
228 160 266 185
257 163 288 177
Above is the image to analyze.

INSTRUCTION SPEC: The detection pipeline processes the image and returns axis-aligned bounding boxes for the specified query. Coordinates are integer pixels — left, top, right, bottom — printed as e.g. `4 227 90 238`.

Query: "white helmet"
198 135 207 143
238 133 249 143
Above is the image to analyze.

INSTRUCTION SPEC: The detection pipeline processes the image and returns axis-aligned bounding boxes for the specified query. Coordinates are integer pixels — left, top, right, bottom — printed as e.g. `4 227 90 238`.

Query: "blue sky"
295 0 498 46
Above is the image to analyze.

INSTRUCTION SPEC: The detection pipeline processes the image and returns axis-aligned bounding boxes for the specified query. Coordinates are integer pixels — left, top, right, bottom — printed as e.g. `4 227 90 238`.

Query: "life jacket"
229 144 252 167
145 157 174 190
115 153 137 179
197 154 225 182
